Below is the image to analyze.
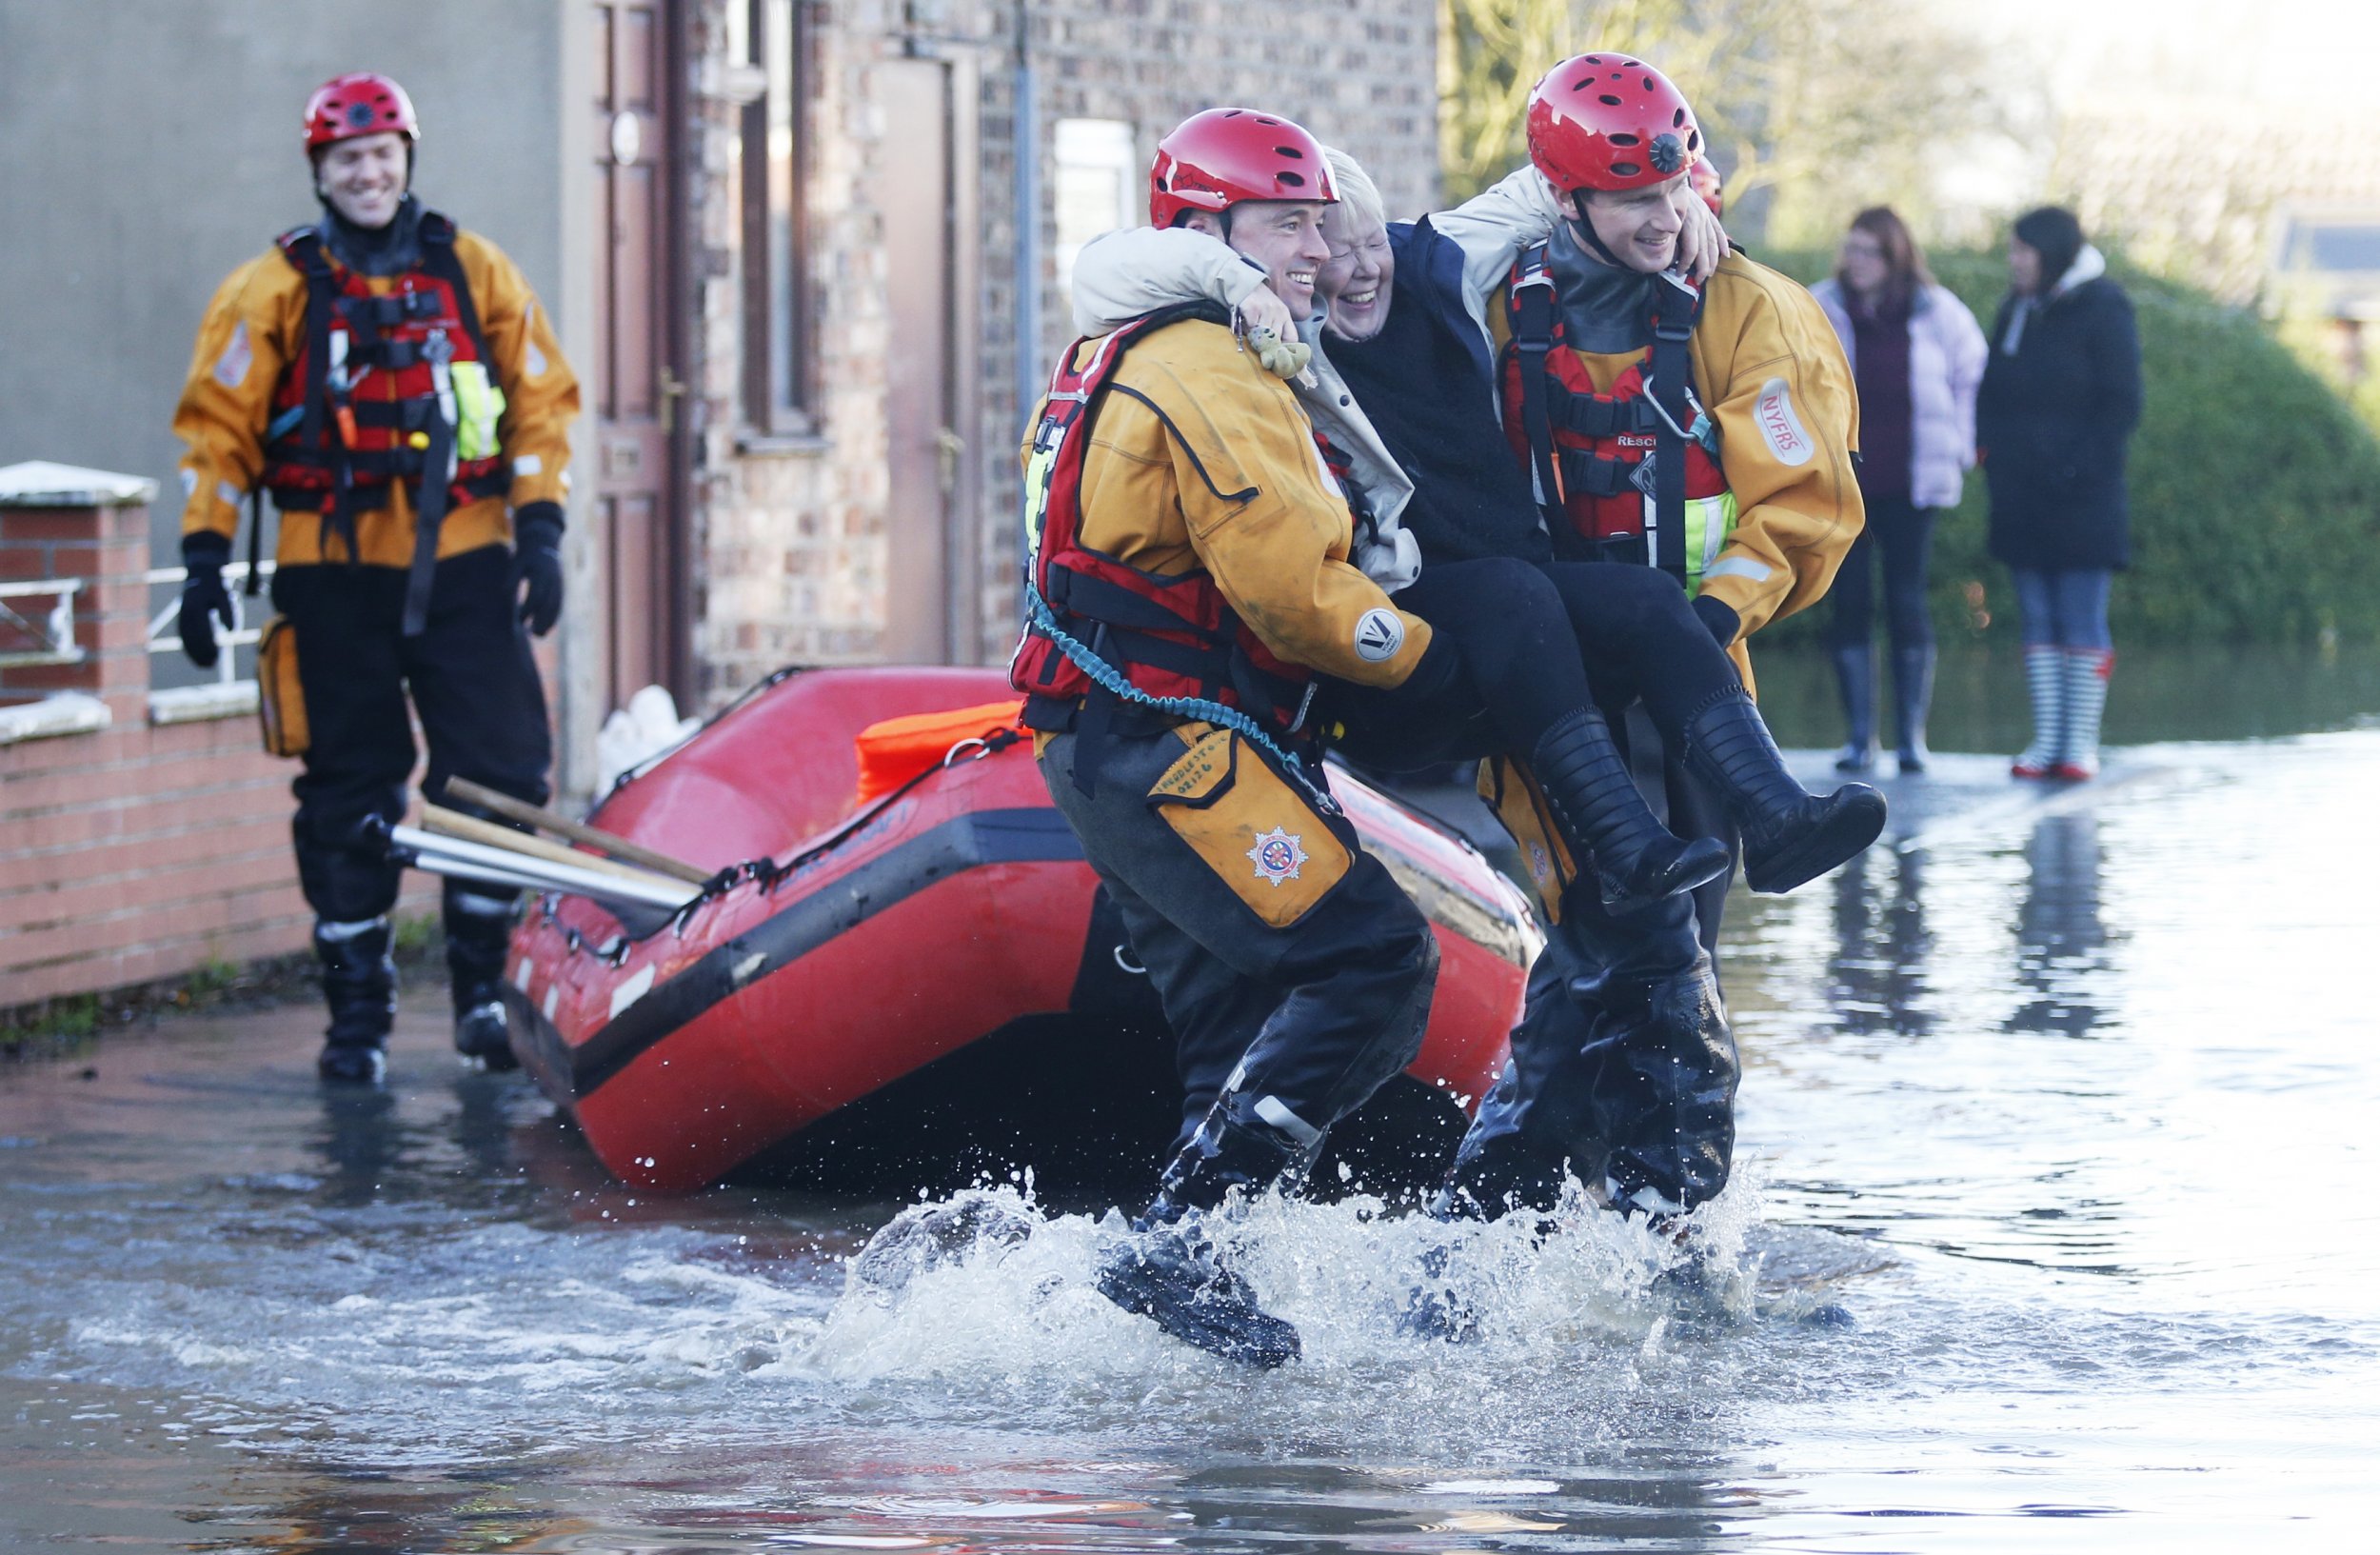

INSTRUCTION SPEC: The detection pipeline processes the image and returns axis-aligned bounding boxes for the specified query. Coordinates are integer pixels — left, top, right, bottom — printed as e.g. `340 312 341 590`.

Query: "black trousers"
1826 495 1937 652
1333 557 1741 771
1040 721 1438 1163
1322 555 1746 1215
273 545 553 923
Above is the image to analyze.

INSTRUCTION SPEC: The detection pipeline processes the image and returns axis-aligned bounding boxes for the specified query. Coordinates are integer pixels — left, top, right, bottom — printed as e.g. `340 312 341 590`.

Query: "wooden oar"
421 804 688 891
443 777 713 885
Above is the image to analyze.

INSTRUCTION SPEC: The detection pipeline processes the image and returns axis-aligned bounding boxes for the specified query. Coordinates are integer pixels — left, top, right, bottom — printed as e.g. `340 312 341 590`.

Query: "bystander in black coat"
1978 238 2143 571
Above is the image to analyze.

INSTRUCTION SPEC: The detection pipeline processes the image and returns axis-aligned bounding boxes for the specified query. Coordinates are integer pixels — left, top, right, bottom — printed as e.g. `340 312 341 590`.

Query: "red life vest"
260 210 508 528
1009 305 1318 748
1498 244 1737 590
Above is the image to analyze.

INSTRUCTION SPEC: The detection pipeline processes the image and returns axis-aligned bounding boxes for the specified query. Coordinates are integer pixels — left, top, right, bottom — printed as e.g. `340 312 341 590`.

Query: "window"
735 0 814 436
1053 118 1139 295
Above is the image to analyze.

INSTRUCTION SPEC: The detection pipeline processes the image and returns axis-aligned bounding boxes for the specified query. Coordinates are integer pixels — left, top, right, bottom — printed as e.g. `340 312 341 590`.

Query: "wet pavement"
5 728 2379 1552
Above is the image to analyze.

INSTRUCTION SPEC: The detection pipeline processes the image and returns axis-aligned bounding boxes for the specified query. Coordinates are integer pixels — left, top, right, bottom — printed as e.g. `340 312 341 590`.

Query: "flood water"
5 645 2378 1552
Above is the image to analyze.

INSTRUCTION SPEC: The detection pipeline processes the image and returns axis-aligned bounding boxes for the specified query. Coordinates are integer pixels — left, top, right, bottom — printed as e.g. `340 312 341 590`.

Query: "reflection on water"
1825 845 1934 1038
5 736 2380 1552
2009 814 2112 1038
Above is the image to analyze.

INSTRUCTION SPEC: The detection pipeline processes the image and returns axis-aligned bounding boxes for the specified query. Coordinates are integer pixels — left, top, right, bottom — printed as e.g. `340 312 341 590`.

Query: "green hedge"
1751 249 2380 648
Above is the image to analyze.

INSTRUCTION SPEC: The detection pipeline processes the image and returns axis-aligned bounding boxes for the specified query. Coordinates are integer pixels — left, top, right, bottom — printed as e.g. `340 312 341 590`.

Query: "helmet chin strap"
1565 195 1630 271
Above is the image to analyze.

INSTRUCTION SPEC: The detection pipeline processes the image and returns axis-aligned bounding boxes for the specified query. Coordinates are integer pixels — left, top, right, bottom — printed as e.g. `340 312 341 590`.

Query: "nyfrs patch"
1354 608 1404 663
1753 376 1814 467
212 321 252 389
1246 826 1309 887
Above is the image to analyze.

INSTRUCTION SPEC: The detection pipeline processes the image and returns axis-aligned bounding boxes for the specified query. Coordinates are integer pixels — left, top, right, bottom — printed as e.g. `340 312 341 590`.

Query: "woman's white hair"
1322 147 1385 233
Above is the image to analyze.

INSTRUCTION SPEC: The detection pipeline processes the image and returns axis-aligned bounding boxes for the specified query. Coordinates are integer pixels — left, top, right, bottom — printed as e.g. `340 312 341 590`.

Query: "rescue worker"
1436 54 1865 1233
1012 108 1451 1368
171 73 579 1086
1065 79 1875 1237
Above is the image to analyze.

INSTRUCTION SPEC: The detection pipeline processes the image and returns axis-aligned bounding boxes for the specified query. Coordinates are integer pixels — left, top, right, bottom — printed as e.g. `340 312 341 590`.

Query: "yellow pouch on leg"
256 615 309 758
1149 725 1349 928
1478 755 1577 925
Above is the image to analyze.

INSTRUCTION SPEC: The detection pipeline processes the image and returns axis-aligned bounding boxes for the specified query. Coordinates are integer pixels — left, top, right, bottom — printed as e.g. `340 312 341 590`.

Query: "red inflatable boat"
499 668 1537 1196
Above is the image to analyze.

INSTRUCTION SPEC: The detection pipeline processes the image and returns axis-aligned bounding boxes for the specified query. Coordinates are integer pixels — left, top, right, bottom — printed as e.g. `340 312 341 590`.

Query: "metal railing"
0 577 83 668
142 562 276 685
0 561 278 684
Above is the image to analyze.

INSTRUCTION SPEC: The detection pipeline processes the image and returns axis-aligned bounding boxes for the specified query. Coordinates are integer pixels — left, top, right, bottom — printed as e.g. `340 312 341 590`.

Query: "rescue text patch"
1753 377 1814 468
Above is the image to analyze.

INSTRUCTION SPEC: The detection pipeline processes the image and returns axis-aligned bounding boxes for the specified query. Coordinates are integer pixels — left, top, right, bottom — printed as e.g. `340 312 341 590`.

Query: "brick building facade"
682 0 1441 700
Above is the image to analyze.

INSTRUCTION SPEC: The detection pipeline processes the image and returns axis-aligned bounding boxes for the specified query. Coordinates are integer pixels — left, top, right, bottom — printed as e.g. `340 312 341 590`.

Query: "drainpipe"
1012 4 1041 432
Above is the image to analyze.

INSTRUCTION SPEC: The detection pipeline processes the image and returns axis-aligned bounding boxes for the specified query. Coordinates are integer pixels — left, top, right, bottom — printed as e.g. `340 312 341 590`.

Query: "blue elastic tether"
1022 583 1339 817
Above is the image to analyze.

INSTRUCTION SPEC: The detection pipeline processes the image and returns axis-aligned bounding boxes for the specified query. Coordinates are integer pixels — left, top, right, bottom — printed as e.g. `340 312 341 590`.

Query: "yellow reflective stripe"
1683 491 1737 595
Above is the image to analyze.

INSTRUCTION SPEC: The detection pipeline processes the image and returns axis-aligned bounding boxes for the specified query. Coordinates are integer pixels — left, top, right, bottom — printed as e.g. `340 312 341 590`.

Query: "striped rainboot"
2053 649 2112 781
2011 647 2065 780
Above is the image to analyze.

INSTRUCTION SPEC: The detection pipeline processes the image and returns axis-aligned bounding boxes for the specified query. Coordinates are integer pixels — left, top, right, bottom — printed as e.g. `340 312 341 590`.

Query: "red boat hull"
504 668 1537 1195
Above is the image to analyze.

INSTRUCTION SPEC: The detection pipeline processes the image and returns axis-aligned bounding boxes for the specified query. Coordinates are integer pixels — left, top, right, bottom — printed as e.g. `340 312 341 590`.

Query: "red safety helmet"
304 72 420 153
1149 108 1337 229
1689 156 1723 216
1525 53 1703 197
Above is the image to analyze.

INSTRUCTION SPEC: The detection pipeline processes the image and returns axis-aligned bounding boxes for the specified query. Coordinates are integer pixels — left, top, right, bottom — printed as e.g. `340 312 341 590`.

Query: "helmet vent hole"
1278 170 1305 188
1275 146 1305 158
1674 109 1688 128
1256 115 1280 125
1609 161 1641 178
1688 130 1701 151
1609 132 1639 146
1598 93 1623 106
1584 54 1603 64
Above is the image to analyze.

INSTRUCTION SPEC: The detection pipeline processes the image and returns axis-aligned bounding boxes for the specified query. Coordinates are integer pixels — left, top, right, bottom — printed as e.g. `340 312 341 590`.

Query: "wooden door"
880 58 957 664
591 0 687 707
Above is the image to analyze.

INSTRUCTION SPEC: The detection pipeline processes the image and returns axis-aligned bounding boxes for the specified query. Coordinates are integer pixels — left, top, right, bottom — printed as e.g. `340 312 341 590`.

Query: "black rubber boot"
1892 645 1935 775
1530 708 1731 913
314 918 395 1086
1831 645 1877 772
1096 1103 1307 1368
1680 693 1886 894
443 885 519 1071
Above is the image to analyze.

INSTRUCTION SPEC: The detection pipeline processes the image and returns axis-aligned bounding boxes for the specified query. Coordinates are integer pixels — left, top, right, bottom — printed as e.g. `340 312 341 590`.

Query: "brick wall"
682 0 1440 703
1 487 430 1009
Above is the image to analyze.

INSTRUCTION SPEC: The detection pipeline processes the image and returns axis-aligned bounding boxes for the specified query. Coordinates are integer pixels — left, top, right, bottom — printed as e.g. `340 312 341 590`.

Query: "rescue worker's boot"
2012 646 2065 780
314 917 396 1086
1096 1101 1307 1368
1531 707 1731 913
1680 692 1887 895
1831 645 1878 773
443 885 519 1070
1892 645 1936 775
2052 648 2112 781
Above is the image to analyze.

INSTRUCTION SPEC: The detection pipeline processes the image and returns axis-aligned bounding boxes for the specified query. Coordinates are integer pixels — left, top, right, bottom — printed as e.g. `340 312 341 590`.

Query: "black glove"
177 531 236 669
1691 592 1740 649
510 502 565 637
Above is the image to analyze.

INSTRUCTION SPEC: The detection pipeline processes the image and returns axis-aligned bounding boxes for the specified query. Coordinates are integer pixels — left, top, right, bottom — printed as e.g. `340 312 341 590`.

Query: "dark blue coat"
1326 217 1551 566
1976 274 2142 571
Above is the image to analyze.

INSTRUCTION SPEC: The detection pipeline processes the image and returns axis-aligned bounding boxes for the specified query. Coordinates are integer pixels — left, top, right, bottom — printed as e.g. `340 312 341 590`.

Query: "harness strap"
418 214 489 359
1647 275 1699 582
401 409 453 636
1511 245 1564 520
1557 449 1645 499
1548 380 1663 438
1049 564 1216 639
